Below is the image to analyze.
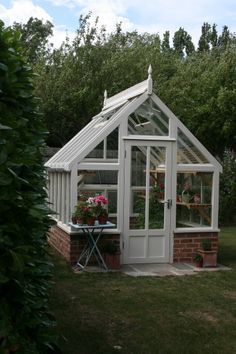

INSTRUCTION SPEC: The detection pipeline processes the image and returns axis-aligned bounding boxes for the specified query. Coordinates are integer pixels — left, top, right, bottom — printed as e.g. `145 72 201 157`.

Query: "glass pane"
131 146 146 186
130 146 146 229
176 172 212 228
107 190 117 214
82 170 118 185
149 147 165 229
85 141 104 158
106 127 118 159
177 128 209 164
128 98 169 136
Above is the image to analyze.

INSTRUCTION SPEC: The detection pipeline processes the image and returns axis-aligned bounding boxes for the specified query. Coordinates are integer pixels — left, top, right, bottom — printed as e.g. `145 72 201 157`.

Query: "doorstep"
121 263 231 277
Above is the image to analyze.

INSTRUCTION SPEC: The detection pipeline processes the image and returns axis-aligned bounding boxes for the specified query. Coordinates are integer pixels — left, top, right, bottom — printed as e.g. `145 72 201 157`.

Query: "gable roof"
45 67 222 172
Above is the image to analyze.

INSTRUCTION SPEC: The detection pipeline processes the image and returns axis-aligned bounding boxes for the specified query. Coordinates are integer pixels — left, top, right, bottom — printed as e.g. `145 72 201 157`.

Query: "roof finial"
103 89 107 107
147 64 152 95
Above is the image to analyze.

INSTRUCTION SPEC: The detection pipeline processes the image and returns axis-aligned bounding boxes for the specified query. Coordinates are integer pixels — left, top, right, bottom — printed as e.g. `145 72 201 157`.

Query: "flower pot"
198 250 217 267
104 253 120 269
86 216 96 226
76 217 84 225
98 214 108 225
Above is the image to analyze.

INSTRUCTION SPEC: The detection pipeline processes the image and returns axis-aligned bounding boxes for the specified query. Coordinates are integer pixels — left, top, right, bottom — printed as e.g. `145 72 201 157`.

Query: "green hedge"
0 21 56 353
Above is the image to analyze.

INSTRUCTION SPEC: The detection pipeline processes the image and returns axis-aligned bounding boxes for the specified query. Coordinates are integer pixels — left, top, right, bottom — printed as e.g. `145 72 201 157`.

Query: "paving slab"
121 263 231 277
72 263 231 276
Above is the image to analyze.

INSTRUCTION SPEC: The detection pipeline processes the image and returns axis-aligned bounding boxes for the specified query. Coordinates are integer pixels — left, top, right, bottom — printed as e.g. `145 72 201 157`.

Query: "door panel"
124 141 172 263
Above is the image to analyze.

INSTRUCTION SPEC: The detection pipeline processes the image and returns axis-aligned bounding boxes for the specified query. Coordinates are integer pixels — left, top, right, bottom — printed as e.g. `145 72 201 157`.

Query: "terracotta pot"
86 216 96 226
104 253 120 269
76 217 84 225
98 215 108 225
198 250 217 267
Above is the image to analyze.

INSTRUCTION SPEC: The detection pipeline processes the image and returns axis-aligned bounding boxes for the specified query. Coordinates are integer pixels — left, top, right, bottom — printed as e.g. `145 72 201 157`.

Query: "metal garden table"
70 221 116 271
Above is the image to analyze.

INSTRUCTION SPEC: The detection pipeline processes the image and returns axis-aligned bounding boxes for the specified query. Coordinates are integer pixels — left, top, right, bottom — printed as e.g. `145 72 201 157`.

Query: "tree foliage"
26 15 236 157
0 21 56 353
13 17 53 64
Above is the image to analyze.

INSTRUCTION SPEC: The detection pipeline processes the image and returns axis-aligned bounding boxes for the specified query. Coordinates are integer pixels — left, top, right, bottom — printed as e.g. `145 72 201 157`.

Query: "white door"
123 140 172 263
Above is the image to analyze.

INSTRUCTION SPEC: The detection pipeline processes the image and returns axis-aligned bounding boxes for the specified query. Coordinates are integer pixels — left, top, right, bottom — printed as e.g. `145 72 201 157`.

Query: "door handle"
164 199 172 209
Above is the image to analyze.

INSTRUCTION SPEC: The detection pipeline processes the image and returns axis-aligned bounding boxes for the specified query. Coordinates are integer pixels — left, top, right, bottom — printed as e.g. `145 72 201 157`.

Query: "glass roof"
128 98 169 136
177 128 209 164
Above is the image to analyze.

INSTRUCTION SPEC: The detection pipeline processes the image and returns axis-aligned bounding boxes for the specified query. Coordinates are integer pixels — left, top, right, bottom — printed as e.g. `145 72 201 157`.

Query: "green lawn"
51 227 236 354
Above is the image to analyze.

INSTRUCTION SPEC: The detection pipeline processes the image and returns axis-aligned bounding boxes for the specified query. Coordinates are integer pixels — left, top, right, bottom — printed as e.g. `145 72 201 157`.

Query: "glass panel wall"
176 172 213 228
78 170 118 223
148 147 165 229
84 128 119 162
128 98 169 136
130 146 146 229
177 128 209 164
129 146 166 230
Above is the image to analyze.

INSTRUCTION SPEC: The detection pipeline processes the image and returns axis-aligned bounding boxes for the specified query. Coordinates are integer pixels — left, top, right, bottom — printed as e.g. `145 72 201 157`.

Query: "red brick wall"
47 225 120 265
48 225 218 265
173 232 218 263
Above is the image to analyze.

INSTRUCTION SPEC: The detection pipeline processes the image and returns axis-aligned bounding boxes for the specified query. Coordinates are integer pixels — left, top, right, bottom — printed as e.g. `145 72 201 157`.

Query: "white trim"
212 171 220 229
177 164 216 172
169 141 177 263
55 221 121 234
70 166 77 217
174 227 220 233
104 80 148 110
123 135 176 141
78 162 120 170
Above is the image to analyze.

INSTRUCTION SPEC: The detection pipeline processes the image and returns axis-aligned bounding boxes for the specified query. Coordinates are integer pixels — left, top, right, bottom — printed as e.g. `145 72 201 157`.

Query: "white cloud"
0 0 53 25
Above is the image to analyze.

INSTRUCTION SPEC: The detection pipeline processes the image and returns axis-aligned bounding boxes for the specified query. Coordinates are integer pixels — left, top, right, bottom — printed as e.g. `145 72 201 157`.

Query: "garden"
51 227 236 354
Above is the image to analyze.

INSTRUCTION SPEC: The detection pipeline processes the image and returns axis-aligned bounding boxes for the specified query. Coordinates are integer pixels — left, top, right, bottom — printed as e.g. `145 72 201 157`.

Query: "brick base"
47 224 120 265
48 225 218 265
173 232 218 263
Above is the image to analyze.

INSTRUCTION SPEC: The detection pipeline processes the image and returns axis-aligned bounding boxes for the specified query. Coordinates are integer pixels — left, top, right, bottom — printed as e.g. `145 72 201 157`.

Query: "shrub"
219 150 236 225
0 21 56 353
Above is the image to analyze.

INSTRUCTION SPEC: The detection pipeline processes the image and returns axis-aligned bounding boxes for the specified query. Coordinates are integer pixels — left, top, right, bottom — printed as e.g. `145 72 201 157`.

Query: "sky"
1 0 236 47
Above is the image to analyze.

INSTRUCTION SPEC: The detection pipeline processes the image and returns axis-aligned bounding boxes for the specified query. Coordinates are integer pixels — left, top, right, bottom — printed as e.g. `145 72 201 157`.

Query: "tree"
162 31 171 52
13 17 53 64
173 27 195 57
218 25 230 48
0 21 56 353
198 22 212 51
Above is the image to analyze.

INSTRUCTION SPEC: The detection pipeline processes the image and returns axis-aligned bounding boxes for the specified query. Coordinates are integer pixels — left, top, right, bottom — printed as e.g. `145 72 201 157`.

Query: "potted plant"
87 194 108 224
102 241 120 270
193 253 203 268
198 238 217 267
97 208 108 225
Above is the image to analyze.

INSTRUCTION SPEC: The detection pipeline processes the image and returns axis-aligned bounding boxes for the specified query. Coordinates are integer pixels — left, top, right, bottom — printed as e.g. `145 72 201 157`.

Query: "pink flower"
94 195 108 205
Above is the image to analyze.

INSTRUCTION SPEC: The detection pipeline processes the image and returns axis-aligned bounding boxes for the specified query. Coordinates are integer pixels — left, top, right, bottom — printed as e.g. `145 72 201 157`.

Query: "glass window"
128 98 169 136
177 128 209 164
82 170 118 185
84 128 119 161
176 172 212 228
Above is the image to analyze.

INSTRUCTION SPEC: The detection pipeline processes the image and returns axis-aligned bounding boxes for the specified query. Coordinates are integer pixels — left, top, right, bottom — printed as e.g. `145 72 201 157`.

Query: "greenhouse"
45 66 222 266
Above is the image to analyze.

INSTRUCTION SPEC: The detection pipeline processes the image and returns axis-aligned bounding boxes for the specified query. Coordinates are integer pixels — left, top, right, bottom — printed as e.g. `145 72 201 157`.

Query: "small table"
70 222 116 271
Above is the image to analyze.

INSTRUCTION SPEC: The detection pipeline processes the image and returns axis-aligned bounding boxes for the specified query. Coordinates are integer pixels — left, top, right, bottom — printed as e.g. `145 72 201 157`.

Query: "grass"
51 227 236 354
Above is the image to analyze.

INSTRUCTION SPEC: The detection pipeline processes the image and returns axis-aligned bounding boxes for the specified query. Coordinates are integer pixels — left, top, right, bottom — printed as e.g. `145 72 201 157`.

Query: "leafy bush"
219 150 236 225
0 21 56 353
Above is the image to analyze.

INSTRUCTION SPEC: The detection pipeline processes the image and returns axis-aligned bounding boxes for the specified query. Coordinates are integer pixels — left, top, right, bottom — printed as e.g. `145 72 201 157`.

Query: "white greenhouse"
46 66 221 266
